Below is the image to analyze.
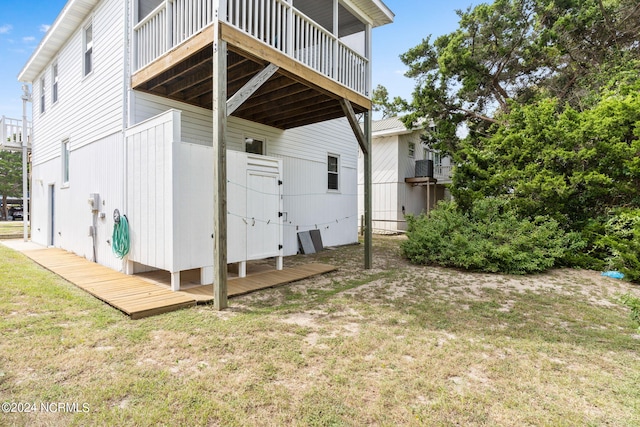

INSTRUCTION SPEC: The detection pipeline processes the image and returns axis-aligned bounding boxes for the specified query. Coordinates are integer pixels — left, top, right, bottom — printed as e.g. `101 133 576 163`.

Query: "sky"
0 0 476 120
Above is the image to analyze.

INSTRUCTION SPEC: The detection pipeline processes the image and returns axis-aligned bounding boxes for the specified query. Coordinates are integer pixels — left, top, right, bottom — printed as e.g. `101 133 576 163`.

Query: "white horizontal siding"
132 92 359 168
31 0 125 167
132 92 214 145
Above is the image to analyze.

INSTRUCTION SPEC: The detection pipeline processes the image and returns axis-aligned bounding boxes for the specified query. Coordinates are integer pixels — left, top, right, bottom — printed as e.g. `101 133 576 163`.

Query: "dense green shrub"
597 209 640 282
619 294 640 329
402 199 582 274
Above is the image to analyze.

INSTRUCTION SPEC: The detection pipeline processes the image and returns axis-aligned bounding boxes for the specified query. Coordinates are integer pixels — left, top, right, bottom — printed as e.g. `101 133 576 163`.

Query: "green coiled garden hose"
112 210 130 259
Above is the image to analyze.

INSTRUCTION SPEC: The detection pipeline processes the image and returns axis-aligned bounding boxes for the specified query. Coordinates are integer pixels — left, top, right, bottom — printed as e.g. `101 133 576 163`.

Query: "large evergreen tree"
399 0 640 156
396 0 640 275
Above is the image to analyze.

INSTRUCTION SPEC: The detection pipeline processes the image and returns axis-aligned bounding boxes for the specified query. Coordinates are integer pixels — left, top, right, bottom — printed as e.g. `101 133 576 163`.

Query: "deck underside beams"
132 23 370 129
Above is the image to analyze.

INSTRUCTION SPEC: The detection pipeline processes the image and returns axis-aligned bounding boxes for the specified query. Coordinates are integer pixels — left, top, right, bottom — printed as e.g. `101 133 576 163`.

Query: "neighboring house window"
245 137 265 155
83 23 93 76
40 77 45 114
52 63 59 104
433 151 442 167
62 139 70 185
408 142 415 158
327 154 339 191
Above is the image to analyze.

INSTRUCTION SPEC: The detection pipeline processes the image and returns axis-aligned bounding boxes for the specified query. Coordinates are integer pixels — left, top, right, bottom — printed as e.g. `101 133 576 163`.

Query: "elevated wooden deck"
20 247 336 318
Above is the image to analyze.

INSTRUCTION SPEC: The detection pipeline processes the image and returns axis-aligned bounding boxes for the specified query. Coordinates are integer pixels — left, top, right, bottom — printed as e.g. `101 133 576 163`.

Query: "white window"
83 23 93 76
40 77 45 114
244 136 265 155
62 139 70 185
327 154 339 191
408 142 415 158
433 151 442 167
52 63 59 104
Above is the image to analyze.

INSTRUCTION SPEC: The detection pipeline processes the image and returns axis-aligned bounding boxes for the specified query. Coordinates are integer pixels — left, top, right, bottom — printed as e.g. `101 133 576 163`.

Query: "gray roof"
369 116 422 137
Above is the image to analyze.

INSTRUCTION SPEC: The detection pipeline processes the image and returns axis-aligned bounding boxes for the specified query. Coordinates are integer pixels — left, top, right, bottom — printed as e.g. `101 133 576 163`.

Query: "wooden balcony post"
213 1 228 310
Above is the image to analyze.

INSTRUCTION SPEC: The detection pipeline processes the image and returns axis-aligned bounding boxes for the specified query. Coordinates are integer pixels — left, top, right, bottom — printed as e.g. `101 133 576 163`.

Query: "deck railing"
134 0 369 96
0 116 31 151
433 165 453 181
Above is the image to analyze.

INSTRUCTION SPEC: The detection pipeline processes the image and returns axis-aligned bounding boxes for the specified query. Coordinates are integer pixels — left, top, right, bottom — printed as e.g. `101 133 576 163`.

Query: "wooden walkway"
22 249 196 319
182 263 337 302
20 247 336 318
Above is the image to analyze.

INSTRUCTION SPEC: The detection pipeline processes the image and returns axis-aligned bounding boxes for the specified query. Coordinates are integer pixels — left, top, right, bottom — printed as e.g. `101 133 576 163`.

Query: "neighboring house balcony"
132 0 391 129
433 164 453 184
0 116 31 151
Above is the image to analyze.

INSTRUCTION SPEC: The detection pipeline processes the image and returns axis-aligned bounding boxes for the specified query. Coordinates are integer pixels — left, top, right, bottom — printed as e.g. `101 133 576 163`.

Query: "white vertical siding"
132 94 360 254
174 141 214 270
125 111 177 272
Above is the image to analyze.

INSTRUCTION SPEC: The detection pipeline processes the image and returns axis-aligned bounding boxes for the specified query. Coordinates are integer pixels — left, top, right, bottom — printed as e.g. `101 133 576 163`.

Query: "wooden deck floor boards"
22 248 196 319
180 263 337 302
20 247 336 317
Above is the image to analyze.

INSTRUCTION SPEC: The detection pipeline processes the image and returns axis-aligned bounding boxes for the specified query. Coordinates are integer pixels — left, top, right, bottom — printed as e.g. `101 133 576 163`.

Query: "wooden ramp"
180 263 338 302
22 248 196 319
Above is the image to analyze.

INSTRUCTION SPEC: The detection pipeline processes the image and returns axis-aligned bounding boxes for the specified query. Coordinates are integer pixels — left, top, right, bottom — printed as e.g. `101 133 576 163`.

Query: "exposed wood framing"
131 21 371 129
132 26 214 88
227 63 279 116
339 99 367 154
340 98 372 269
220 23 371 110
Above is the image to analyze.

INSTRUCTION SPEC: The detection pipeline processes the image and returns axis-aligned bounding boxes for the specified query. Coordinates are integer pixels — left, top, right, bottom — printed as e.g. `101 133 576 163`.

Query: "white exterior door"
246 171 281 260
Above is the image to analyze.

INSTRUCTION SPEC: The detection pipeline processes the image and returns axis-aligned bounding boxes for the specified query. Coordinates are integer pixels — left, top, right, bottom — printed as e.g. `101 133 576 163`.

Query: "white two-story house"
19 0 394 307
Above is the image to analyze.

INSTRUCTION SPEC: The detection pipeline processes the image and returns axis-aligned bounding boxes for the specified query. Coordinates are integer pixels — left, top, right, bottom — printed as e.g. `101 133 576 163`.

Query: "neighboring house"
358 117 452 234
18 0 394 304
1 116 32 222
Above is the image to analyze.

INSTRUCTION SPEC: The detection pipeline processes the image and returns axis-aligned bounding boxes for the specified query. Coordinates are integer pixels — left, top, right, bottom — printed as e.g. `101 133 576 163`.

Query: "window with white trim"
40 77 45 114
52 62 59 104
62 139 70 185
244 136 265 155
408 142 415 158
327 154 339 191
83 23 93 76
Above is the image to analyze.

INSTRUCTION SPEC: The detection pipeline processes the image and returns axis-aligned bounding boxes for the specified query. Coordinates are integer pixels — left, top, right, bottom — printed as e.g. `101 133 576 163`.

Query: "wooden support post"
171 271 181 292
212 6 228 310
363 111 372 269
339 99 372 270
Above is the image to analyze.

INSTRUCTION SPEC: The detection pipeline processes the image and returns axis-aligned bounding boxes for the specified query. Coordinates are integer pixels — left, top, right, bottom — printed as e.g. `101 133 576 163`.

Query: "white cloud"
23 36 36 43
39 24 50 33
0 24 13 34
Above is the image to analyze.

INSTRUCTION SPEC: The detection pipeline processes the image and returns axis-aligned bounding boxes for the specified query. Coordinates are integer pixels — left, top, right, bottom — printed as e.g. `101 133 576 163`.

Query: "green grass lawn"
0 221 27 238
1 237 639 426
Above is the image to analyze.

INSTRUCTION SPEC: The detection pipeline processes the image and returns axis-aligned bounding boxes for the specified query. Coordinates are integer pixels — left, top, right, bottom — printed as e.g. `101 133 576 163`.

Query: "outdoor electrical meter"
88 193 100 212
